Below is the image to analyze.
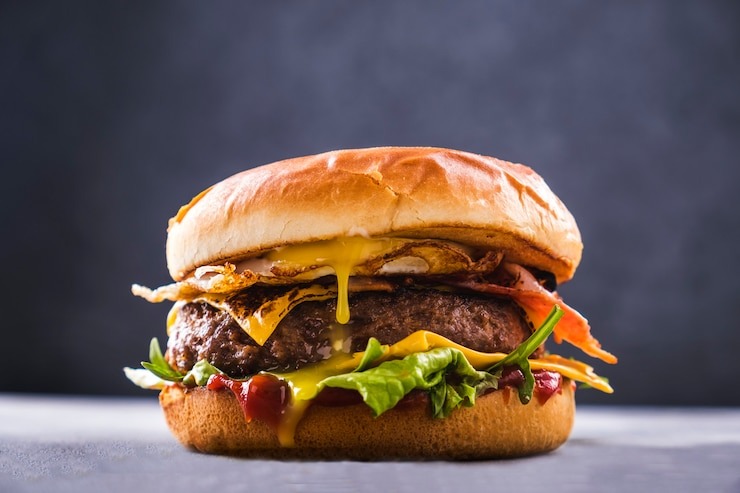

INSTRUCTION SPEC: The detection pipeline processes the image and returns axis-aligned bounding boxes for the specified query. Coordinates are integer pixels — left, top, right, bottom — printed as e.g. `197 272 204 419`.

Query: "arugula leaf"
140 337 185 382
321 347 496 418
517 359 535 404
490 305 564 371
489 305 564 404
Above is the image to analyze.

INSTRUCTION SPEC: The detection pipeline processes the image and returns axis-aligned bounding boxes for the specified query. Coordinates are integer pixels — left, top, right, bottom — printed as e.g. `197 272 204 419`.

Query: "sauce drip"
207 374 290 432
496 367 563 405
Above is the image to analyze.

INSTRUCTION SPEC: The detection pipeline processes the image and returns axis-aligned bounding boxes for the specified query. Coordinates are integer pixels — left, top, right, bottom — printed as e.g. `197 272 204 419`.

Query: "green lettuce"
181 359 224 386
126 338 222 389
353 337 385 372
320 346 498 418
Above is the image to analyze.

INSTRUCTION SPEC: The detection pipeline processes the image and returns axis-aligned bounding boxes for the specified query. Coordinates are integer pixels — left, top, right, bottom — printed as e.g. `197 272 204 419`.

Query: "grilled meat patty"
166 285 538 378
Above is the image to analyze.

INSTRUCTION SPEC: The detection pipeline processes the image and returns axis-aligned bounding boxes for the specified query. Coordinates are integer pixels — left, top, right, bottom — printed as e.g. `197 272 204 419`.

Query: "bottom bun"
160 383 575 460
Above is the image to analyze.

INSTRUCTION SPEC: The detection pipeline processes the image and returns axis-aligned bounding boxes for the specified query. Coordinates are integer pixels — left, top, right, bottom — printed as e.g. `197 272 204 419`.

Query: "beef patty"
166 286 538 378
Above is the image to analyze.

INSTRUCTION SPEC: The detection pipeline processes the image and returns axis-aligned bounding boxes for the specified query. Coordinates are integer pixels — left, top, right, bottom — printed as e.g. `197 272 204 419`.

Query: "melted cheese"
200 285 335 345
272 351 357 446
265 237 408 324
184 236 410 346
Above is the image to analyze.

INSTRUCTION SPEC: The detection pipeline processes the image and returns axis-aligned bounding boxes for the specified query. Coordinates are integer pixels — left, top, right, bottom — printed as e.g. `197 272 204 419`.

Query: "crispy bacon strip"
449 263 618 364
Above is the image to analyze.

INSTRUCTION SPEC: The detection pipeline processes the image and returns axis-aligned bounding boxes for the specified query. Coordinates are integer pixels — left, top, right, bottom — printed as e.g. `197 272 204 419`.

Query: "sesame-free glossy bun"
166 147 582 283
159 383 575 460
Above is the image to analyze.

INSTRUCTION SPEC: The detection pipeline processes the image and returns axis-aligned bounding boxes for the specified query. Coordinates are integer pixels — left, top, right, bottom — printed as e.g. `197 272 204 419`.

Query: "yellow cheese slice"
199 285 335 345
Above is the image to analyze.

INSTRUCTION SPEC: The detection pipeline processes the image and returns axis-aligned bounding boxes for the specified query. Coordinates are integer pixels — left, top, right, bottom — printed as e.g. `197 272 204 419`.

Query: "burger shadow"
200 446 571 463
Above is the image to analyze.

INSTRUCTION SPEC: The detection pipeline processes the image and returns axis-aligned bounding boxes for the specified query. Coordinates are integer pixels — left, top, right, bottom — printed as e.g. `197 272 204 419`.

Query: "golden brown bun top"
166 147 583 282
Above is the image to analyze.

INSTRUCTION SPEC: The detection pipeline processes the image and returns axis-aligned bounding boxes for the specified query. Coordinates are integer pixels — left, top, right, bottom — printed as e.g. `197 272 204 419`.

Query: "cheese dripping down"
264 237 408 324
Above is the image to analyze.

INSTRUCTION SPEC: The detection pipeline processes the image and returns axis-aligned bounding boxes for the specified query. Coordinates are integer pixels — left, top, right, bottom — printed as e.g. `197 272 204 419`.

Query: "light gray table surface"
1 393 739 493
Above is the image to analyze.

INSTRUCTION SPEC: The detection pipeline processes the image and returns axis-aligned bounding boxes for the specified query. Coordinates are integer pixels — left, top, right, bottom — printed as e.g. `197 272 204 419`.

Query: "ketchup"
207 374 290 431
495 366 563 405
206 366 563 432
532 369 563 405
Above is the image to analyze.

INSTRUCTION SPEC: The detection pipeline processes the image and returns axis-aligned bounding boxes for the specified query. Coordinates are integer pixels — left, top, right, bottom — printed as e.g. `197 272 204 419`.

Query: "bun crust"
166 147 582 283
159 383 575 460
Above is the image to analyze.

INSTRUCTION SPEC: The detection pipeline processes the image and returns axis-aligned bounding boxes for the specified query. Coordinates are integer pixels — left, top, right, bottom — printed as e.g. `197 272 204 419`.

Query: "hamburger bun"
160 381 575 460
166 147 582 283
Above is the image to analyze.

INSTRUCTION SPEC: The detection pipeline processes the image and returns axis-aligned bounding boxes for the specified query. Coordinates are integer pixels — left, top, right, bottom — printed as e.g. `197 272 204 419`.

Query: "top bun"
166 147 582 283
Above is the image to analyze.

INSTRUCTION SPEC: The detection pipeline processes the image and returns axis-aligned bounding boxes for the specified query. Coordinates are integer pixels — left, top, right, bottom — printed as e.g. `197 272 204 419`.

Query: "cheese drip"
265 237 407 324
192 237 409 346
273 351 356 446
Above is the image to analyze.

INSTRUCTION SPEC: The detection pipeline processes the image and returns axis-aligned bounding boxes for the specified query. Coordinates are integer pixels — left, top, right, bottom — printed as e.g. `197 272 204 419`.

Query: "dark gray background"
1 1 738 405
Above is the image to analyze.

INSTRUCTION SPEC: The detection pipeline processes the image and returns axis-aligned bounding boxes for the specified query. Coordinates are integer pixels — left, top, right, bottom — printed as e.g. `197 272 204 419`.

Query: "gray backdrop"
2 1 739 405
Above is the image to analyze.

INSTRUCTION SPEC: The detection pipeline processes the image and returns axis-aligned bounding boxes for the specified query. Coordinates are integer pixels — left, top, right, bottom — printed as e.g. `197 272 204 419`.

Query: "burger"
125 147 616 459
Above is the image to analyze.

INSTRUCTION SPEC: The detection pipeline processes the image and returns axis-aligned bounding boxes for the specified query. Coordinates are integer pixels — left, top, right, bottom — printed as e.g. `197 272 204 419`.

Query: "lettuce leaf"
321 346 497 418
127 338 222 388
181 359 223 386
353 337 385 372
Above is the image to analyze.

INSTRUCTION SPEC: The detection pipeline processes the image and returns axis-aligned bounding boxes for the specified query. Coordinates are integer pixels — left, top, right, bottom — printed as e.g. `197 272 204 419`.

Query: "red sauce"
500 386 512 405
494 367 563 405
533 369 563 405
206 366 563 431
497 366 527 388
207 374 290 431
